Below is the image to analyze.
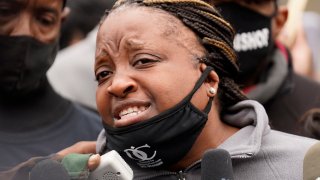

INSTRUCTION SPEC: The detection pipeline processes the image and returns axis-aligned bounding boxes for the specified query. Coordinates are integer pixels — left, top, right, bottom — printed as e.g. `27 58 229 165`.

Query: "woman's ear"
200 63 219 97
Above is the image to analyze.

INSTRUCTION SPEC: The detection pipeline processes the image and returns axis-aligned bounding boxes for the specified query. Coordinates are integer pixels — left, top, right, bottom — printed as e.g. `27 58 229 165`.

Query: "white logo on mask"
124 144 156 161
124 144 163 168
234 28 269 52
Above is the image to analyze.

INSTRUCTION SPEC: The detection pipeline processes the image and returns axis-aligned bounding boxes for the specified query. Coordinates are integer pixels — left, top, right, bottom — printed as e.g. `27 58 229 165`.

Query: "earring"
209 87 216 95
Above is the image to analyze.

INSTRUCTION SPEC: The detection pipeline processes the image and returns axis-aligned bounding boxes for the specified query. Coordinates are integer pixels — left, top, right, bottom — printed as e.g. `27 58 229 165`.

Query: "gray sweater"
96 100 318 180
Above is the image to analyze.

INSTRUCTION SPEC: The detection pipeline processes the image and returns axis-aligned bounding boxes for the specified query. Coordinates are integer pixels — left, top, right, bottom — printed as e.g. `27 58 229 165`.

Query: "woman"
93 0 317 179
1 0 317 179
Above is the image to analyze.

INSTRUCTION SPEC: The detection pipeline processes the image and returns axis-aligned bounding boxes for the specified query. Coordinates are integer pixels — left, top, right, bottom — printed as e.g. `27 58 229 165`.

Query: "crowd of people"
1 0 320 179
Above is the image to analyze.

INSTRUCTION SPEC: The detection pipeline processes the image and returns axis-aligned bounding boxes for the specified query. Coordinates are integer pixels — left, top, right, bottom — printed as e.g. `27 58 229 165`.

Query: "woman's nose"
107 74 138 98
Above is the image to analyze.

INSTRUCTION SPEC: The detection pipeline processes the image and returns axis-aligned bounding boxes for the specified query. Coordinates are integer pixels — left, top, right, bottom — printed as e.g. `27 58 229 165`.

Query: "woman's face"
95 6 210 128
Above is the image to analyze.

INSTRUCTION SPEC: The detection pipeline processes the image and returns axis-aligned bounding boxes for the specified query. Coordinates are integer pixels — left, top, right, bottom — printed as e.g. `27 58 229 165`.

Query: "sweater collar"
219 100 270 158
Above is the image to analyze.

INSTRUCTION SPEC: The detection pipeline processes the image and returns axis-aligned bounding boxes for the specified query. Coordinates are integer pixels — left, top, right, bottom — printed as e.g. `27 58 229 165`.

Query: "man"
203 0 320 138
0 0 102 171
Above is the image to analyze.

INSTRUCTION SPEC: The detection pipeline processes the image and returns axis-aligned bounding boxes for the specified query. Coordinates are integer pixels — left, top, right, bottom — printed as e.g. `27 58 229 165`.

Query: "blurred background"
279 0 320 12
277 0 320 81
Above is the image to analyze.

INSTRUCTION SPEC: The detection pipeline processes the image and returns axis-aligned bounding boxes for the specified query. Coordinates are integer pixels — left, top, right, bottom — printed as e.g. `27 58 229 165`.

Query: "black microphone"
303 142 320 180
201 149 234 180
30 159 70 180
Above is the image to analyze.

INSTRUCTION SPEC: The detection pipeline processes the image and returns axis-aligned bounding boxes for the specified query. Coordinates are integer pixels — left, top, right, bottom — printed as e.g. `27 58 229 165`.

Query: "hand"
87 154 101 170
57 141 101 170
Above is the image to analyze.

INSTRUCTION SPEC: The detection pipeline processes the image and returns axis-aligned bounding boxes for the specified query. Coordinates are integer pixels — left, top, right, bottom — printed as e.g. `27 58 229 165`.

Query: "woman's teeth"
117 106 147 120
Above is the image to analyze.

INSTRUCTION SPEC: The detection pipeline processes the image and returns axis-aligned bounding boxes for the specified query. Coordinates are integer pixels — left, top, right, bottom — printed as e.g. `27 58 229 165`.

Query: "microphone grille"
103 171 121 180
90 171 122 180
201 149 234 180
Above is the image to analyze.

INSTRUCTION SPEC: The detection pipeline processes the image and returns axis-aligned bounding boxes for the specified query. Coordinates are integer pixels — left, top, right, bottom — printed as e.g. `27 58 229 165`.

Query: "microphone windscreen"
201 148 234 180
30 159 70 180
303 142 320 180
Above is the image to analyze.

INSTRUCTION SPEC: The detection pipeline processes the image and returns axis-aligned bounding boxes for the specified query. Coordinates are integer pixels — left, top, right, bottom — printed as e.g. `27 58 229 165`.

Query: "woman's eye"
133 58 159 67
96 71 112 83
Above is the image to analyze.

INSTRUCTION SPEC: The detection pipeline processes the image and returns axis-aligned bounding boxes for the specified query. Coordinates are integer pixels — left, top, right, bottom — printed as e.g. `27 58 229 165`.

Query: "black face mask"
103 67 214 169
0 35 58 97
216 2 277 78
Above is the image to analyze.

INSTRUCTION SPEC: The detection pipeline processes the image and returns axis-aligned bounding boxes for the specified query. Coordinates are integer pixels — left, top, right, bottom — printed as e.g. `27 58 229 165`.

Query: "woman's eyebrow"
95 38 149 61
96 48 110 60
125 39 146 50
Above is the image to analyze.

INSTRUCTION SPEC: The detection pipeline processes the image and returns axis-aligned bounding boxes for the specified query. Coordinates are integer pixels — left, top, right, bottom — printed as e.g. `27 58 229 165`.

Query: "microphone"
303 142 320 180
30 159 70 180
88 150 133 180
201 149 234 180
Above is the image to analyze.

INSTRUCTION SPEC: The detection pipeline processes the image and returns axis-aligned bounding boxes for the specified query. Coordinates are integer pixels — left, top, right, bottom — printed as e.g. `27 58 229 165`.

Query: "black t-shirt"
0 85 102 171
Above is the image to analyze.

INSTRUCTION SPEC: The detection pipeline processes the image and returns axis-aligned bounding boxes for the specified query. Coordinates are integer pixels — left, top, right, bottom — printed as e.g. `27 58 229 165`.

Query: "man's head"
0 0 69 98
214 0 288 39
205 0 288 87
0 0 69 43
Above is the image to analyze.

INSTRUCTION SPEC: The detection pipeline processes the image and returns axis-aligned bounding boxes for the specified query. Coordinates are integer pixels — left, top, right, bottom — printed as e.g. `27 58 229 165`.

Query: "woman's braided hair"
205 0 275 5
105 0 247 113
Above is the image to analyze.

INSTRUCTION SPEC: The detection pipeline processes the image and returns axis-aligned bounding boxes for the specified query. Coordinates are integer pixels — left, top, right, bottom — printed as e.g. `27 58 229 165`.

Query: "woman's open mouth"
113 104 151 127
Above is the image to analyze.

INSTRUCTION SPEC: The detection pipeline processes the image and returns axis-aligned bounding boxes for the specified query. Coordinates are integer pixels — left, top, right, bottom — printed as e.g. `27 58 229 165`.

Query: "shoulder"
65 103 102 130
72 103 100 118
292 72 320 91
260 131 318 179
233 131 318 180
263 130 317 152
266 73 320 134
275 71 320 103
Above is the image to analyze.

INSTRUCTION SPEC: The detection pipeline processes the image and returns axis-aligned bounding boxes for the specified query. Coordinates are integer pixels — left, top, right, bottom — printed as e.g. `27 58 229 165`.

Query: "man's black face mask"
0 35 58 97
216 2 278 79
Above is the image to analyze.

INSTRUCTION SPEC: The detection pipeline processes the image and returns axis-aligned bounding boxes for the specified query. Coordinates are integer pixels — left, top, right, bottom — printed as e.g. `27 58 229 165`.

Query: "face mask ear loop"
192 65 215 114
203 97 214 114
190 66 214 93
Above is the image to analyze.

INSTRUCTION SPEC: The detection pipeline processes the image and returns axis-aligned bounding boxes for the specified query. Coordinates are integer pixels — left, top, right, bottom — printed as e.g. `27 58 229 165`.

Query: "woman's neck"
170 109 239 171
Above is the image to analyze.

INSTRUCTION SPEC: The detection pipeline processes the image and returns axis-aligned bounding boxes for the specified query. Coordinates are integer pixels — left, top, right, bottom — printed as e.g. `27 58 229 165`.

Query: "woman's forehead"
97 4 205 58
99 6 191 40
107 5 179 25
